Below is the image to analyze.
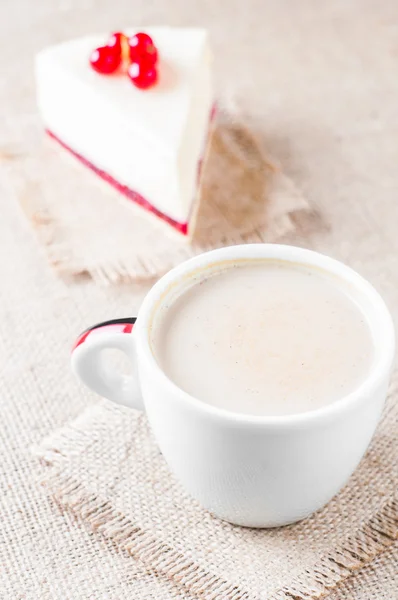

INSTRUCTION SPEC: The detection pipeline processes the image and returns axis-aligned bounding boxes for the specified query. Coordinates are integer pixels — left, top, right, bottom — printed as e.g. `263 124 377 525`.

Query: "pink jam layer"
46 105 216 237
46 129 189 235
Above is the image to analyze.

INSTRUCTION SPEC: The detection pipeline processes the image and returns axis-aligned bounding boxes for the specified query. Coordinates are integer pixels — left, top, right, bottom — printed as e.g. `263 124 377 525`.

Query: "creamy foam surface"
152 262 374 416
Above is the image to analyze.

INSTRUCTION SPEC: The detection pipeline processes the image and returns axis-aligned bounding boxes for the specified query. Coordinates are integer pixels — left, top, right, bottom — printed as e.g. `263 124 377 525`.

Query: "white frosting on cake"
35 28 213 227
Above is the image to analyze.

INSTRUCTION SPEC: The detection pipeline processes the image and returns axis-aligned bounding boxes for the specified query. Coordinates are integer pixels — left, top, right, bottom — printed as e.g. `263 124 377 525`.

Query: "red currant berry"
107 32 124 53
128 32 158 65
89 46 121 74
107 31 129 63
128 61 158 89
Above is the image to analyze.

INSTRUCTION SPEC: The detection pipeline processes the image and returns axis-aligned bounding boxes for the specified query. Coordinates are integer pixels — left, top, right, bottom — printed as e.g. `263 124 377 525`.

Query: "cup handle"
71 317 144 411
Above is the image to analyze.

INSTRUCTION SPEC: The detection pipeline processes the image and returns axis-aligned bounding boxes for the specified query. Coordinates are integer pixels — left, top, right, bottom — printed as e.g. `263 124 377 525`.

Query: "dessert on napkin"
17 110 309 283
36 28 214 238
28 27 310 284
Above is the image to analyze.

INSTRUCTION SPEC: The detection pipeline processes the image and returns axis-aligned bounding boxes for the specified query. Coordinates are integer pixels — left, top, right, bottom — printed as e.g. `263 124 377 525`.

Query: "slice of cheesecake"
35 28 214 237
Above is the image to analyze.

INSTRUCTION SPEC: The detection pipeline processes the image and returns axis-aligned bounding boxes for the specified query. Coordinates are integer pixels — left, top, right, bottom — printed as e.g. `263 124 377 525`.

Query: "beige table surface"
1 0 398 598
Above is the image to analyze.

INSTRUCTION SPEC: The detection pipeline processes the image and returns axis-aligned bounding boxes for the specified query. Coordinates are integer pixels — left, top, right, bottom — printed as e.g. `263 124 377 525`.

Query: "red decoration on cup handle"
89 30 159 89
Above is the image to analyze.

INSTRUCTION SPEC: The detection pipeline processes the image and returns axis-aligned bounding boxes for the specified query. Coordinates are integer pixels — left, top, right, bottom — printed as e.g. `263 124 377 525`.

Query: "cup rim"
135 244 395 427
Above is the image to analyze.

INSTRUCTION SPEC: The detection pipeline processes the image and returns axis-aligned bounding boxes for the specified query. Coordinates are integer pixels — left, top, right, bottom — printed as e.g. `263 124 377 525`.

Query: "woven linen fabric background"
35 394 398 600
1 0 398 598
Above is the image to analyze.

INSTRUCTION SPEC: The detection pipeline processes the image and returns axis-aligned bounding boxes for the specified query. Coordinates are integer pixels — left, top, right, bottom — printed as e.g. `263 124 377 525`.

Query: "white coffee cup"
71 244 395 527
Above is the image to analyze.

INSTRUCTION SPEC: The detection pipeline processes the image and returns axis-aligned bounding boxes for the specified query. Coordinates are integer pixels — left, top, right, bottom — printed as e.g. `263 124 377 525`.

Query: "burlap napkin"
5 112 309 284
34 378 398 600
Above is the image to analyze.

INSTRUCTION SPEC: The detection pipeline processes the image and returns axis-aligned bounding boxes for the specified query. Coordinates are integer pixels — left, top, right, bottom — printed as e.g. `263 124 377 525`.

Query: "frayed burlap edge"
18 184 299 287
33 406 398 600
43 471 251 600
14 112 310 285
